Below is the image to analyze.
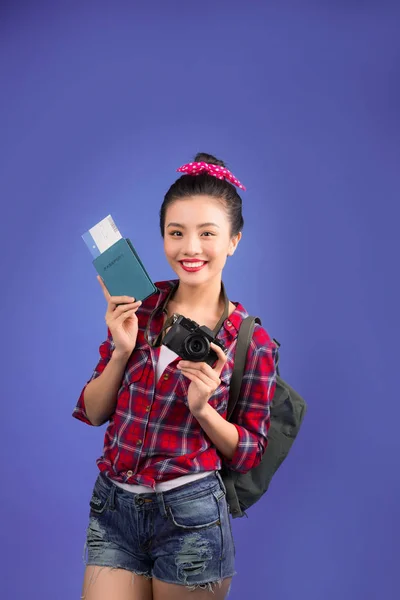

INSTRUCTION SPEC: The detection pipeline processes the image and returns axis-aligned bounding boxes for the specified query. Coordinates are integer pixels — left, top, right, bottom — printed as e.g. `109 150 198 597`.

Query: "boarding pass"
82 214 123 258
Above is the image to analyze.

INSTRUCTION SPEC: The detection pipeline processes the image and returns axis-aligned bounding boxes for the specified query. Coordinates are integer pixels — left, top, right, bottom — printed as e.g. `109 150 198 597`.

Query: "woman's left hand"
177 342 228 417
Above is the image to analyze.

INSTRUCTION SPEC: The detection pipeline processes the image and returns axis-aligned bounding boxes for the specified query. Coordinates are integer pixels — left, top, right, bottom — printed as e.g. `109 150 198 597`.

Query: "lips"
179 260 207 272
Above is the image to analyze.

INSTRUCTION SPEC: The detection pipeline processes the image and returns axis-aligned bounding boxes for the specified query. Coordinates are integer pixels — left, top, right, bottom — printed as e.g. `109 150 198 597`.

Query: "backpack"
221 316 307 518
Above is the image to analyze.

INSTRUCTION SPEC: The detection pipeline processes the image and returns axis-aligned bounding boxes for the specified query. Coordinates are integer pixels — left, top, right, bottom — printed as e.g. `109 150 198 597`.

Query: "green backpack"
221 316 307 518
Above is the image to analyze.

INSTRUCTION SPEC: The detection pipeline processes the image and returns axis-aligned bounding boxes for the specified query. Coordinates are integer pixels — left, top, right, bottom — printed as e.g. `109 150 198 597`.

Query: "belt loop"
157 492 168 518
109 484 116 510
215 470 226 494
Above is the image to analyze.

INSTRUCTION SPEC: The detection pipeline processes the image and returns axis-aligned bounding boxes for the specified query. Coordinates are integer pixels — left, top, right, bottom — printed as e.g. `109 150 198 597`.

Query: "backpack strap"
227 315 261 421
272 338 281 377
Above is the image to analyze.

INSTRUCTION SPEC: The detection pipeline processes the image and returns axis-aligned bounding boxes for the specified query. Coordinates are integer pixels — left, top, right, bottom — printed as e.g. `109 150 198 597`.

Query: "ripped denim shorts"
84 471 236 590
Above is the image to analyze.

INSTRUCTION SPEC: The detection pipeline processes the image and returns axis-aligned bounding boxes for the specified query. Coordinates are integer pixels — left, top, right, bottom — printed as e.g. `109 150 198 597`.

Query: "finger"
114 307 140 324
110 295 137 305
106 301 136 322
113 301 141 317
107 303 141 327
179 368 213 392
178 360 217 379
178 360 207 370
97 279 137 306
179 366 219 390
210 342 228 375
178 342 228 378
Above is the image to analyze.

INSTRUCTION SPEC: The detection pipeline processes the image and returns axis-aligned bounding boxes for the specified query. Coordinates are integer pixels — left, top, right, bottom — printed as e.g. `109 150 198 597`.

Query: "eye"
201 231 215 237
169 231 182 237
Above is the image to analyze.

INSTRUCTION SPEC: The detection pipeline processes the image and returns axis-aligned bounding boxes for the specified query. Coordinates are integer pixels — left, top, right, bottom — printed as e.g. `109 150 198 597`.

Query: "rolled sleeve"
224 336 277 473
72 329 114 425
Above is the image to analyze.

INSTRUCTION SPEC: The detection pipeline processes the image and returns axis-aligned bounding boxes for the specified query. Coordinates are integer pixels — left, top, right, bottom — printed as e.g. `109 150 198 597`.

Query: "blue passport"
92 238 157 302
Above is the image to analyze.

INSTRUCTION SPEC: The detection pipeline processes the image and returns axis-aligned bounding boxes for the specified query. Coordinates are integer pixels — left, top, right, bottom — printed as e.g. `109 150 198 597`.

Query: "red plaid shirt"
73 280 277 490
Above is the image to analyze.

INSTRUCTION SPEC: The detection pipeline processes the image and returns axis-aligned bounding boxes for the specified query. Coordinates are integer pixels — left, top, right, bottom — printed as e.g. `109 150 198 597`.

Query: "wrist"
111 348 132 363
191 401 213 421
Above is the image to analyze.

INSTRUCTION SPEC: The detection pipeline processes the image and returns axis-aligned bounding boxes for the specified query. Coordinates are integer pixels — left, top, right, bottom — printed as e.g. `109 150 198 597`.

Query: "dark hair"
160 152 244 237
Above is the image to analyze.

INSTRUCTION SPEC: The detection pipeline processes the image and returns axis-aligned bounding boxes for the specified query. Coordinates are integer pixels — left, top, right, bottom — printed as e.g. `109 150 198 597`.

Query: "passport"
82 214 157 302
92 237 157 302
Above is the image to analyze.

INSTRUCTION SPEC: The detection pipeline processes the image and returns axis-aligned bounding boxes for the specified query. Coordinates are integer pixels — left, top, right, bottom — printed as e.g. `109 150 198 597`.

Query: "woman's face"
164 196 241 285
163 195 241 287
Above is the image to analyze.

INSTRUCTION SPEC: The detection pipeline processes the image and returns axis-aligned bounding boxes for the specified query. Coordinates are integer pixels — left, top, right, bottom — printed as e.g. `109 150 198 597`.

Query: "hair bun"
194 152 226 168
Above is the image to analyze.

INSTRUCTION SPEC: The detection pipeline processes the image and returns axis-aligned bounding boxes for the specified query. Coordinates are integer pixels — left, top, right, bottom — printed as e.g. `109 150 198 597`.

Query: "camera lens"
184 333 209 361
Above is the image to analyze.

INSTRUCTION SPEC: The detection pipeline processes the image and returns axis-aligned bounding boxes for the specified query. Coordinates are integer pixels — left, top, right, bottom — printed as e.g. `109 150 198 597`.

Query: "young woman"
73 153 277 600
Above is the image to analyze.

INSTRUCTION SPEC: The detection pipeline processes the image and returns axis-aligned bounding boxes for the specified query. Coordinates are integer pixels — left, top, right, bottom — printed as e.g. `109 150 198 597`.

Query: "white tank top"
111 345 215 494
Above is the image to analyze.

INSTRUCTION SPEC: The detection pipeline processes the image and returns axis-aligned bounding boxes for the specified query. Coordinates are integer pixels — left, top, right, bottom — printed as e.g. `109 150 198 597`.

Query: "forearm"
193 404 239 460
84 350 130 426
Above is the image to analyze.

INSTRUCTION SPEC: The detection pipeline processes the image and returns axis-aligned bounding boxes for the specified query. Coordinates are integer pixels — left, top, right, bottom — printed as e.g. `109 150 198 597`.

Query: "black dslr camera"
162 315 226 366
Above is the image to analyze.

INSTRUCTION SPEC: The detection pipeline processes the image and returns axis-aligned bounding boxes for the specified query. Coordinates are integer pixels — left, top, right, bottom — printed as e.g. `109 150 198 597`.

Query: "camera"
162 315 226 366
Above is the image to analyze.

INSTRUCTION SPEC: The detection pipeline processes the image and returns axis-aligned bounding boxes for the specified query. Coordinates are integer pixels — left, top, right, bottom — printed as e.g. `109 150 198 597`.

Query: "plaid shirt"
73 280 277 490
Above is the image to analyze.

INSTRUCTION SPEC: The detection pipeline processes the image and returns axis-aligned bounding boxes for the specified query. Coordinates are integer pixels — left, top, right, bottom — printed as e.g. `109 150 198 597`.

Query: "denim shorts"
84 471 236 590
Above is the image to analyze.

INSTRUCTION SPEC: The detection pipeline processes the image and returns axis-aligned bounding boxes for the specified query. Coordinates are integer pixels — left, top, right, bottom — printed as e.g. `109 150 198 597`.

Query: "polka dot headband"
177 161 246 191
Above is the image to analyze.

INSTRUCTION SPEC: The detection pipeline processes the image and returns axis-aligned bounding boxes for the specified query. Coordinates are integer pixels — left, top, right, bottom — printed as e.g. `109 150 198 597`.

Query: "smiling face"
163 195 241 287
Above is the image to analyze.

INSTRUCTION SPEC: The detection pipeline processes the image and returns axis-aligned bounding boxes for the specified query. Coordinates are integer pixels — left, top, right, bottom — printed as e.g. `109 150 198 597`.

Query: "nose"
182 235 202 256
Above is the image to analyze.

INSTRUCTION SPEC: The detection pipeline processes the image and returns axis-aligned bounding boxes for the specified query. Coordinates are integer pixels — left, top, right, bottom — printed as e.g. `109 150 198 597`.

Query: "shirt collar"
137 279 248 350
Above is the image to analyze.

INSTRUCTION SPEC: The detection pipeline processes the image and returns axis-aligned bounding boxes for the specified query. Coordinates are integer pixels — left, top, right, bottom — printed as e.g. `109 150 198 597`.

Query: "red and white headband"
177 161 246 191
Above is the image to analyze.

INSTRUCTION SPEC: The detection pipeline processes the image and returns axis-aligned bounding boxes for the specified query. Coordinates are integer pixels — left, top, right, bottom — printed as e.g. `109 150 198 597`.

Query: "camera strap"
144 281 230 348
144 283 178 348
212 282 230 336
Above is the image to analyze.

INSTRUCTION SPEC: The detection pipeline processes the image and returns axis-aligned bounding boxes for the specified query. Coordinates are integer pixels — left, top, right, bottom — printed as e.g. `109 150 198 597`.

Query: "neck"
172 277 223 311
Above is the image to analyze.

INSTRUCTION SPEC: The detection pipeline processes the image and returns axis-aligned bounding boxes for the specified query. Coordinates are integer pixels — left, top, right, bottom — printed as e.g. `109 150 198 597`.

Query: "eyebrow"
166 222 220 229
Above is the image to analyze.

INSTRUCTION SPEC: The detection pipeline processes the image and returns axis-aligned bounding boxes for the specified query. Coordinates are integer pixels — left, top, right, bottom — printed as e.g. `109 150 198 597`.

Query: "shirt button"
127 470 133 477
163 373 170 380
136 440 142 446
226 320 232 327
145 405 151 412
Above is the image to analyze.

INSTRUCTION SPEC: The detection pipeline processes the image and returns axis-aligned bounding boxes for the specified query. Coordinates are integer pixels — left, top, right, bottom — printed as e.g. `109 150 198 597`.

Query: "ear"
228 232 242 256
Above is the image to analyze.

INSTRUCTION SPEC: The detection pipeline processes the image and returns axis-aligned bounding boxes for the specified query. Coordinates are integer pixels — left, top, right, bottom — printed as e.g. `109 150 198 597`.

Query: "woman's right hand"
97 276 142 356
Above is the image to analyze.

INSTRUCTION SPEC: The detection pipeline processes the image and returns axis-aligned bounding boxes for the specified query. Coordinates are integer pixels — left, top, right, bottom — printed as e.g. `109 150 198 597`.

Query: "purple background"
1 1 398 599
